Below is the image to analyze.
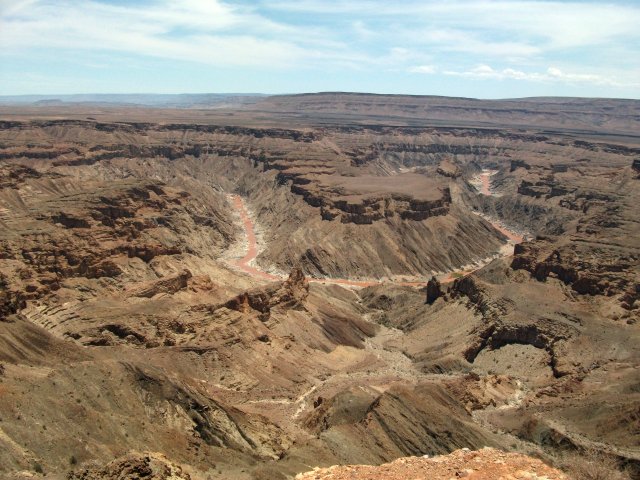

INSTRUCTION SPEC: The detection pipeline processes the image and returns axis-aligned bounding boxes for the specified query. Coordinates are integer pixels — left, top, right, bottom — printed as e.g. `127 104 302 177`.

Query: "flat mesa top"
309 173 445 202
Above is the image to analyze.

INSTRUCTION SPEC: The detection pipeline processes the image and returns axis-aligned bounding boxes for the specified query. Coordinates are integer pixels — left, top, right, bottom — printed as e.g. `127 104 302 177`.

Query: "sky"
1 0 639 98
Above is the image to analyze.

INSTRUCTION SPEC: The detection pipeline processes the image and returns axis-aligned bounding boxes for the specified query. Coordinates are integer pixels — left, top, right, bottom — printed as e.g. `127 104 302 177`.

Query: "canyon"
0 93 638 479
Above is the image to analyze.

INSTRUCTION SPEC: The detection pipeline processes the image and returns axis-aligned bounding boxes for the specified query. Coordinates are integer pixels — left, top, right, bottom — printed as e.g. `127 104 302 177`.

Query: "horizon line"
1 91 639 102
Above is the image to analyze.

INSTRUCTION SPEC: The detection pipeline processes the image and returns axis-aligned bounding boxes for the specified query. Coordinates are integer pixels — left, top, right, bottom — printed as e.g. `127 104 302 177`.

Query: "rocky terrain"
295 447 567 479
0 95 638 479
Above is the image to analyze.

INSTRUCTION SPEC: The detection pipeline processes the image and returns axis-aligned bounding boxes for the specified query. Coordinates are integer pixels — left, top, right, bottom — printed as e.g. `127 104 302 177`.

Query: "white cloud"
409 65 437 74
352 20 375 40
546 66 609 85
443 64 638 87
409 28 541 58
0 0 331 67
266 1 640 56
458 65 548 81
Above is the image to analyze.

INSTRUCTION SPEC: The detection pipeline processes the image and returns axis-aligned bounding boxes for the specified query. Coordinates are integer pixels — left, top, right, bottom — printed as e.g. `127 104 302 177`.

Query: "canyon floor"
0 93 638 479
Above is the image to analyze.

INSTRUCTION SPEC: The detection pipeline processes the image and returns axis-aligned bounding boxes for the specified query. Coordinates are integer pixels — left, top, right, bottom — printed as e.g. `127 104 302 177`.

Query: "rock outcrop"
517 178 575 199
425 276 443 305
221 267 309 320
0 273 25 319
289 175 451 224
0 163 45 187
510 159 531 171
436 159 461 178
511 237 638 302
128 270 192 298
68 452 192 480
295 448 567 479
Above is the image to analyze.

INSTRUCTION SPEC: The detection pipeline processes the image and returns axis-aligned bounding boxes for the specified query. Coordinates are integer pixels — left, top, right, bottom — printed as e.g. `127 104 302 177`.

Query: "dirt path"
228 176 523 288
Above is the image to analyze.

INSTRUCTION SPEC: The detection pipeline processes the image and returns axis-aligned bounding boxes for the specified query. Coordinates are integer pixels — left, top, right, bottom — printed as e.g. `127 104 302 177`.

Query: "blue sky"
1 0 639 98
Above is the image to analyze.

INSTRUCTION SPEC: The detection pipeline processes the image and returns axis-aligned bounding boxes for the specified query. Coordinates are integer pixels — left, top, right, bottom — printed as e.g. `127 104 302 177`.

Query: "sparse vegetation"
558 450 632 480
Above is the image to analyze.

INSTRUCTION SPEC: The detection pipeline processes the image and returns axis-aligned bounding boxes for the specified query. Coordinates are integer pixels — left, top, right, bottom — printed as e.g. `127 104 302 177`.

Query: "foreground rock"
295 448 567 480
